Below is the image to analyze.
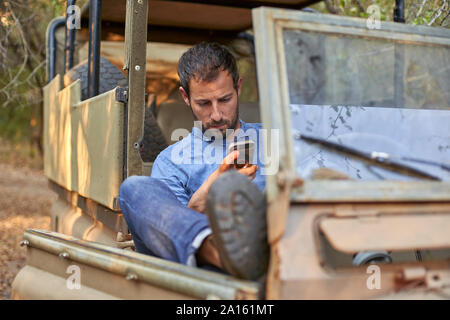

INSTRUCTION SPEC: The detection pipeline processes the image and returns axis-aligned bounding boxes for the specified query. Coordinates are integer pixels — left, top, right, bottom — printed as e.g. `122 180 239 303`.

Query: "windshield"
283 30 450 109
291 104 450 181
282 27 450 181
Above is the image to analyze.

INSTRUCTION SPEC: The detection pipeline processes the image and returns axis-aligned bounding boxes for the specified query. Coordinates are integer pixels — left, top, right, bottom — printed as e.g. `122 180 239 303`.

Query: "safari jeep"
12 0 450 299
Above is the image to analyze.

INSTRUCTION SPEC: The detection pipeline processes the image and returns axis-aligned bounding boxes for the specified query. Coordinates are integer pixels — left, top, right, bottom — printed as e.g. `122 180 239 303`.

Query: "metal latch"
116 87 128 103
401 267 450 289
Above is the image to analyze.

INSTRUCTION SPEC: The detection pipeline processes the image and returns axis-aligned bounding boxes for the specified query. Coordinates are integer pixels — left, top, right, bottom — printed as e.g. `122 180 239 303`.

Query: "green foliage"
49 0 66 15
410 0 449 26
312 0 449 27
0 102 31 142
0 0 68 146
0 0 448 151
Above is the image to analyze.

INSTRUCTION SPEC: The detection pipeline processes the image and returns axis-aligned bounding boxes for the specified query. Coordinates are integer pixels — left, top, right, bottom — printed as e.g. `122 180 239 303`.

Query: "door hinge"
116 87 128 103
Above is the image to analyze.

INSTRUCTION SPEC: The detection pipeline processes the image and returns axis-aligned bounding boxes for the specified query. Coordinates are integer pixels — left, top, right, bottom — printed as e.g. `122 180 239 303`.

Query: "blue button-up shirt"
151 120 266 206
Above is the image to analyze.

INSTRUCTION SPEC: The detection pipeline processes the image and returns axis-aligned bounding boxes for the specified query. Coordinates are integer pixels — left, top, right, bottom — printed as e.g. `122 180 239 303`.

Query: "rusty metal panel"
12 265 119 300
253 8 294 204
50 197 118 246
17 229 261 300
124 0 147 177
320 214 450 253
12 248 195 300
252 7 450 204
332 203 450 217
291 181 450 202
49 181 128 237
270 204 450 299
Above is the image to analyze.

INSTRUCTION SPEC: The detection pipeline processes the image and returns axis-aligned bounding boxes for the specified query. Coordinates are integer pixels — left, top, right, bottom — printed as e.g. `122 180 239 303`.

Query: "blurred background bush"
0 0 448 167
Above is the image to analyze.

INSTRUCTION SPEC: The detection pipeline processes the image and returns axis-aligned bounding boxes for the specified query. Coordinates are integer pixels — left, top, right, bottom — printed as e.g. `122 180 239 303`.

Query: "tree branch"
440 9 450 25
352 0 365 13
325 0 342 14
416 0 428 18
428 0 448 25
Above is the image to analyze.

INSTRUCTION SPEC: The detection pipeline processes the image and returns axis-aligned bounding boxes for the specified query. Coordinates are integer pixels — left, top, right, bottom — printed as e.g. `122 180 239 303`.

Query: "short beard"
190 101 240 138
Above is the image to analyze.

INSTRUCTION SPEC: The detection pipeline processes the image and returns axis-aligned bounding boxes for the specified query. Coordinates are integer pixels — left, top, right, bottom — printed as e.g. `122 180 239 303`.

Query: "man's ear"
237 77 242 97
179 86 190 106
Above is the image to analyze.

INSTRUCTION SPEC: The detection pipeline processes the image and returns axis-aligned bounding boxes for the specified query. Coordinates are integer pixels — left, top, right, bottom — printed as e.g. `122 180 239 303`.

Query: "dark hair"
177 42 239 98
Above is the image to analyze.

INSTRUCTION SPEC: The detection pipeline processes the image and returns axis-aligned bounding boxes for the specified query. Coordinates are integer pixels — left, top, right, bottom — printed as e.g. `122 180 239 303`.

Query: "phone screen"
228 140 255 168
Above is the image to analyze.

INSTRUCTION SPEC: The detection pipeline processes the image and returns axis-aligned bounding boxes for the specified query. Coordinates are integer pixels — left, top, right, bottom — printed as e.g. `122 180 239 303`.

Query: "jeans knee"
119 175 144 204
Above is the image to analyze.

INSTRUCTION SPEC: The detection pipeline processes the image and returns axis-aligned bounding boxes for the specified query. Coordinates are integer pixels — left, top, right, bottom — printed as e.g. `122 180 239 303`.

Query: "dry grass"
0 139 57 299
0 138 43 170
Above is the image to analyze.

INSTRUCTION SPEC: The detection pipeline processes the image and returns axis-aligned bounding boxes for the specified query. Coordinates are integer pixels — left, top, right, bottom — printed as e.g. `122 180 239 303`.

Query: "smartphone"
227 140 255 168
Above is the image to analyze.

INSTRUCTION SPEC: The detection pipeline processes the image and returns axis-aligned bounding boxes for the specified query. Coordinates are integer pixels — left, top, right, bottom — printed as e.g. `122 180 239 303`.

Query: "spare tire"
64 56 168 165
139 95 168 163
64 56 128 100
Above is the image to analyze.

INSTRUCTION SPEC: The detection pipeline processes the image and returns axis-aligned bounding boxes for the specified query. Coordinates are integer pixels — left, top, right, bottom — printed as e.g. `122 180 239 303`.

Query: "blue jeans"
118 176 211 265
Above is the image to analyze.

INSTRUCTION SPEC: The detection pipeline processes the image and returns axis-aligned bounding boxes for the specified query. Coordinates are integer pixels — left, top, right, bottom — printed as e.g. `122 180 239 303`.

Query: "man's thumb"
219 150 239 172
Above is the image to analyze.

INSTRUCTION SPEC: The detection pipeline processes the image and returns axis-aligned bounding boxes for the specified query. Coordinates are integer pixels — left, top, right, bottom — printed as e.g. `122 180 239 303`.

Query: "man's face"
180 70 242 136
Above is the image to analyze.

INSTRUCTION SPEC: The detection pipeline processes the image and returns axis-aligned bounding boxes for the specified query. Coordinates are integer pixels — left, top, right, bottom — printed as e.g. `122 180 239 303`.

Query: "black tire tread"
65 57 168 163
139 101 168 162
64 56 127 100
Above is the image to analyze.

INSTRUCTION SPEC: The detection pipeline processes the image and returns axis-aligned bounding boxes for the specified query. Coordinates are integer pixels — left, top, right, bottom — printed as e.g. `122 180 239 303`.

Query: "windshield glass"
283 30 450 109
282 27 450 181
291 104 450 181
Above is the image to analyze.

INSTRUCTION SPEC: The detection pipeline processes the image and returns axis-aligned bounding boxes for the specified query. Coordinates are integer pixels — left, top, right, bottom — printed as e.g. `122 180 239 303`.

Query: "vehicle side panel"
43 76 125 210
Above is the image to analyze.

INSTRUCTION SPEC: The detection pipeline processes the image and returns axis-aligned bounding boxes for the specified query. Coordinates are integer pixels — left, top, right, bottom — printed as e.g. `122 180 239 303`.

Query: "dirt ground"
0 142 57 299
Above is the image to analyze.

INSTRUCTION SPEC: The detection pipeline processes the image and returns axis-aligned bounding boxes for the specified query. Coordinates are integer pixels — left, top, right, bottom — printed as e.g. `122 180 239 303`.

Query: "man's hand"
218 150 258 179
188 150 258 213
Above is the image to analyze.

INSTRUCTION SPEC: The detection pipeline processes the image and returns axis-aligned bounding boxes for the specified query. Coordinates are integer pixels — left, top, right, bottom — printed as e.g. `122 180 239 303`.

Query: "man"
118 42 267 277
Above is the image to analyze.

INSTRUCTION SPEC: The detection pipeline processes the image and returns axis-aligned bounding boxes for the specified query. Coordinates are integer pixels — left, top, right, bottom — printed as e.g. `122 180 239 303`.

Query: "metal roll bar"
87 0 102 98
64 0 77 73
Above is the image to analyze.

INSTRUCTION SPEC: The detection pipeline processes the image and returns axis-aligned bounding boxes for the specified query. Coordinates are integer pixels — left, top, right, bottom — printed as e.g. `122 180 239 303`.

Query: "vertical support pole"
64 0 77 73
124 0 147 177
394 0 405 23
47 18 66 82
88 0 102 98
393 0 405 107
393 43 405 108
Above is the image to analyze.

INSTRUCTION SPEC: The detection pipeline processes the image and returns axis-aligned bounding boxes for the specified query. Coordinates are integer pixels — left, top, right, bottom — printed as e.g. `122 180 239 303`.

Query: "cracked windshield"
284 30 450 181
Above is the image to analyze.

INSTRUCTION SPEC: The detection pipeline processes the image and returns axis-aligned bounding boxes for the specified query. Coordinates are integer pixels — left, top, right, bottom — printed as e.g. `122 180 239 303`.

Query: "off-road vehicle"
12 0 450 299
